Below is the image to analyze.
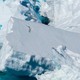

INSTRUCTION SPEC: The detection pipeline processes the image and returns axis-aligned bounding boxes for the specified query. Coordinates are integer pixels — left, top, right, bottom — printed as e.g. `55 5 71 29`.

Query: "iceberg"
5 17 80 79
7 18 80 56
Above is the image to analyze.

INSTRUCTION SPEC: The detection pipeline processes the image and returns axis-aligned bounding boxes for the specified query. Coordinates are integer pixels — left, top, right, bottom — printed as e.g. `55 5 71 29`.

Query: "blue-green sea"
0 71 37 80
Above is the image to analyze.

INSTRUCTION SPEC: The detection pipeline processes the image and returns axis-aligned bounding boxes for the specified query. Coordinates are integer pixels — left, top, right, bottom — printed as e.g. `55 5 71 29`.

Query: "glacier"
0 0 80 80
2 17 80 80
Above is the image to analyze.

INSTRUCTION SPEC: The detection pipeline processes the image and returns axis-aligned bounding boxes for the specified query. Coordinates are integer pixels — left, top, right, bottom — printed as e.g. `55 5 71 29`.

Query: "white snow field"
42 0 80 33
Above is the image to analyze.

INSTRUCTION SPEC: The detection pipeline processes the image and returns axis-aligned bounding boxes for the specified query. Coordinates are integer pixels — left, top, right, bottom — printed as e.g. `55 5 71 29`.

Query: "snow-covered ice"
0 0 80 80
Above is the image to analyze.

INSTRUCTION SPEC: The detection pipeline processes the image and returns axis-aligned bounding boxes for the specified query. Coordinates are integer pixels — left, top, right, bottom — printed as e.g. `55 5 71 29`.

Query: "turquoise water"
0 54 54 80
21 0 50 25
0 25 2 30
0 71 37 80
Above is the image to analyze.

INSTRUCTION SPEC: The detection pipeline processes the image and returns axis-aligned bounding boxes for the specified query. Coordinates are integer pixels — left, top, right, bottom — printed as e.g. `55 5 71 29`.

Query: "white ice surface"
0 1 80 80
7 18 80 59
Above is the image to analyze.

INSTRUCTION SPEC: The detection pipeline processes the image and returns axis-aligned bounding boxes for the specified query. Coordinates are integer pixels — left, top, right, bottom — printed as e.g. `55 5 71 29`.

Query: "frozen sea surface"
0 0 80 80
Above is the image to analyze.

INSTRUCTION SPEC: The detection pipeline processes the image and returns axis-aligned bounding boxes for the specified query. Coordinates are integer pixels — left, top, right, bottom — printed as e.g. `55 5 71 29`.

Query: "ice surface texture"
0 0 80 80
